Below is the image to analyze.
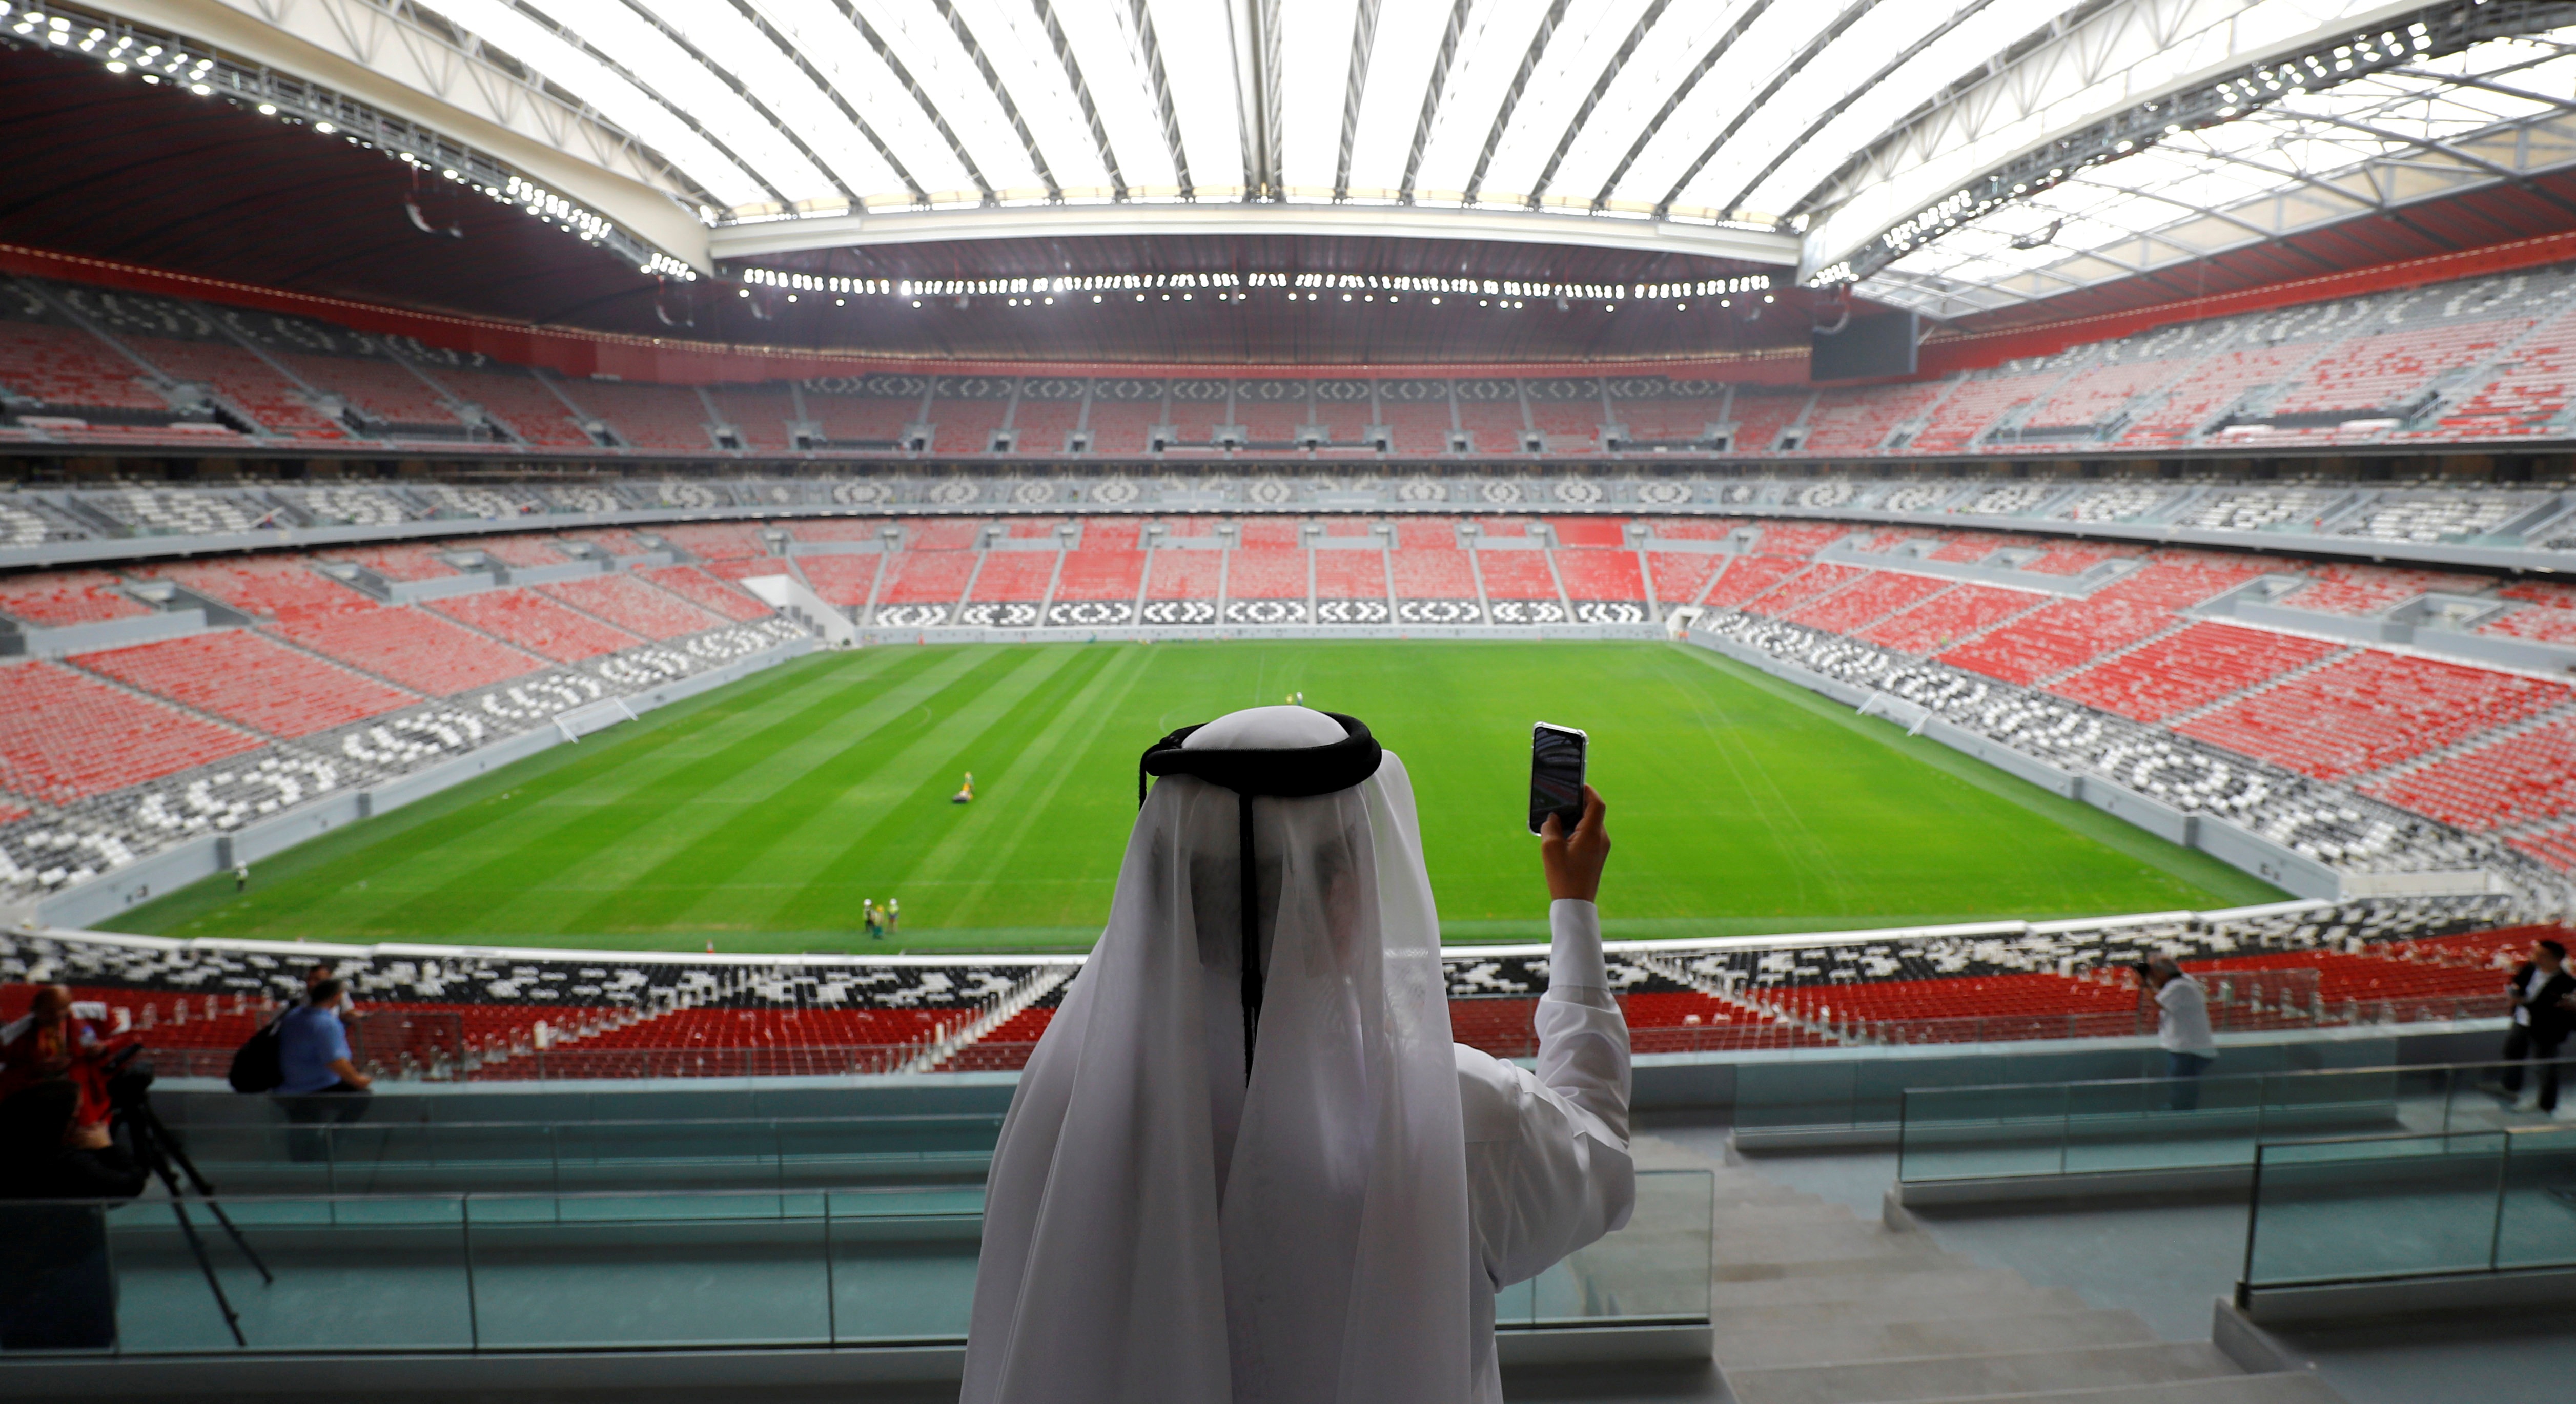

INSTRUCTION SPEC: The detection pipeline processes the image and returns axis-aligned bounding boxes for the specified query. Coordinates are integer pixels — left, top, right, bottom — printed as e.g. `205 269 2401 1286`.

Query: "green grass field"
115 642 2282 953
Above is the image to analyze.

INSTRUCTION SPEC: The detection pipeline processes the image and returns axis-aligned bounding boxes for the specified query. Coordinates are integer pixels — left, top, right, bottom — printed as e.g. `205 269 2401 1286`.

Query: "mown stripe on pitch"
577 644 1099 934
594 645 1111 933
755 644 1137 933
351 647 989 937
876 641 1157 931
180 649 919 936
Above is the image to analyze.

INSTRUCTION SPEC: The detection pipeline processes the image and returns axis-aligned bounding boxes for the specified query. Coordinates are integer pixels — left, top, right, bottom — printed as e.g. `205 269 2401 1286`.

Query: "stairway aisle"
1633 1136 2343 1404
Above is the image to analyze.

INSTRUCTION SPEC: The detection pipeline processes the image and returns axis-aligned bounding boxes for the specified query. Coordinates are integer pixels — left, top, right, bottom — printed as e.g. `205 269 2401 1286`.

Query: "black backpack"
229 1009 290 1093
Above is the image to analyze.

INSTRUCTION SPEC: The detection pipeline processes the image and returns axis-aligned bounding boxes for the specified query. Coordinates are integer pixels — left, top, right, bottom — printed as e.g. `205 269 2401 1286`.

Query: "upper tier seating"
2017 359 2185 432
563 380 716 450
2049 622 2341 722
1380 400 1454 453
932 395 1010 452
1455 400 1524 450
709 387 798 450
1908 372 2052 452
125 336 345 438
2270 317 2514 418
0 660 261 803
428 589 643 663
1082 397 1164 453
76 632 417 738
280 353 456 429
1727 392 1806 451
1861 584 2045 653
2120 346 2299 443
542 574 727 638
1614 394 1719 444
1530 400 1600 448
2362 716 2576 831
2180 650 2569 781
803 390 916 446
1004 397 1076 453
271 608 547 695
1801 383 1943 453
2437 304 2576 433
641 566 775 622
0 570 150 626
1785 571 1949 633
0 322 167 412
1234 399 1304 445
431 368 595 447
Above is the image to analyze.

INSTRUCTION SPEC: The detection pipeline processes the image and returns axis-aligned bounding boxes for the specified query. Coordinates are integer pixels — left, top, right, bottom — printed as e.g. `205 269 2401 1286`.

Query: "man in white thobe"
964 706 1631 1404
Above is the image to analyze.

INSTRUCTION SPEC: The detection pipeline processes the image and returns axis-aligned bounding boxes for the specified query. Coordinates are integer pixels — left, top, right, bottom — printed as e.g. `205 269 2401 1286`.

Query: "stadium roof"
11 0 2576 352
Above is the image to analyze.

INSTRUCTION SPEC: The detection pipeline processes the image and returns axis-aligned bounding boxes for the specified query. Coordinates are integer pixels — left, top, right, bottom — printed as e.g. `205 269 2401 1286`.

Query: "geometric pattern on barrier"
1223 599 1310 625
1045 600 1135 627
1398 600 1483 625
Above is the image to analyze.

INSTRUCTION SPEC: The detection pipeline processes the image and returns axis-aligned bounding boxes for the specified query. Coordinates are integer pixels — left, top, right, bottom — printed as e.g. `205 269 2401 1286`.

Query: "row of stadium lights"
1817 20 2441 287
737 269 1778 313
5 0 694 283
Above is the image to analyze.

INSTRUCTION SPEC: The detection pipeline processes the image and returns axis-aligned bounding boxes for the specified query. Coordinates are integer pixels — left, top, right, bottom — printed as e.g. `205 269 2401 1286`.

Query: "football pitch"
117 642 2283 953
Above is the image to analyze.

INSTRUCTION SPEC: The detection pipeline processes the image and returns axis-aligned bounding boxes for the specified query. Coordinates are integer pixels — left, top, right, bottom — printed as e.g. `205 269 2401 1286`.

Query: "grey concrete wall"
3 608 211 658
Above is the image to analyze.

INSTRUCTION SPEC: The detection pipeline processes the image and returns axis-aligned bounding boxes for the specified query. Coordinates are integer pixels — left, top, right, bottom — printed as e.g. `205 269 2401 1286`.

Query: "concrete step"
1711 1265 2037 1306
1893 1376 2341 1404
1726 1343 2238 1404
1714 1308 2158 1369
1710 1288 2092 1329
1710 1201 1852 1226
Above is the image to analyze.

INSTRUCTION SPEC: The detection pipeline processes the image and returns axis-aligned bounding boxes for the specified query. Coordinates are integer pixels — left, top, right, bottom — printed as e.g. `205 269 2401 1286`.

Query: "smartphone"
1529 722 1588 835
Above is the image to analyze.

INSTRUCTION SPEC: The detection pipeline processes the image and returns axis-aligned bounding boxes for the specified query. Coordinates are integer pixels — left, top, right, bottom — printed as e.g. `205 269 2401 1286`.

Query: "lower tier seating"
75 631 418 738
2049 623 2341 723
0 569 150 626
0 660 261 803
271 607 547 695
2180 650 2569 782
2362 717 2576 831
542 574 728 638
429 589 644 663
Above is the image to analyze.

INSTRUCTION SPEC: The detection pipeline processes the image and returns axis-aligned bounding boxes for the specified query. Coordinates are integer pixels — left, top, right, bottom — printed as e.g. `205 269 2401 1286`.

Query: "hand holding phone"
1529 722 1587 836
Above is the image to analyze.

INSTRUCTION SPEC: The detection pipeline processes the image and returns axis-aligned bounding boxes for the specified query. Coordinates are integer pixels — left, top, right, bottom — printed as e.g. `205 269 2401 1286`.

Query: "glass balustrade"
1899 1059 2558 1185
0 1170 1713 1355
2241 1126 2576 1293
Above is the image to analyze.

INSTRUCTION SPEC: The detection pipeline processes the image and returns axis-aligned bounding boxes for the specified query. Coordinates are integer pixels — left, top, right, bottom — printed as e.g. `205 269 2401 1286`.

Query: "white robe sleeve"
1455 899 1636 1290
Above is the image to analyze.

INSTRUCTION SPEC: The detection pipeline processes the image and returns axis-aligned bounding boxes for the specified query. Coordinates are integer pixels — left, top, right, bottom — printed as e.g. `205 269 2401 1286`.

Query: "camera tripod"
109 1051 271 1347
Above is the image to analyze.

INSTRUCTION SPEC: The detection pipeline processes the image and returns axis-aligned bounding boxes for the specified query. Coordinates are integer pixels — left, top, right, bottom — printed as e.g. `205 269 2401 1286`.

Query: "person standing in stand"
2499 939 2576 1114
2144 957 2217 1111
